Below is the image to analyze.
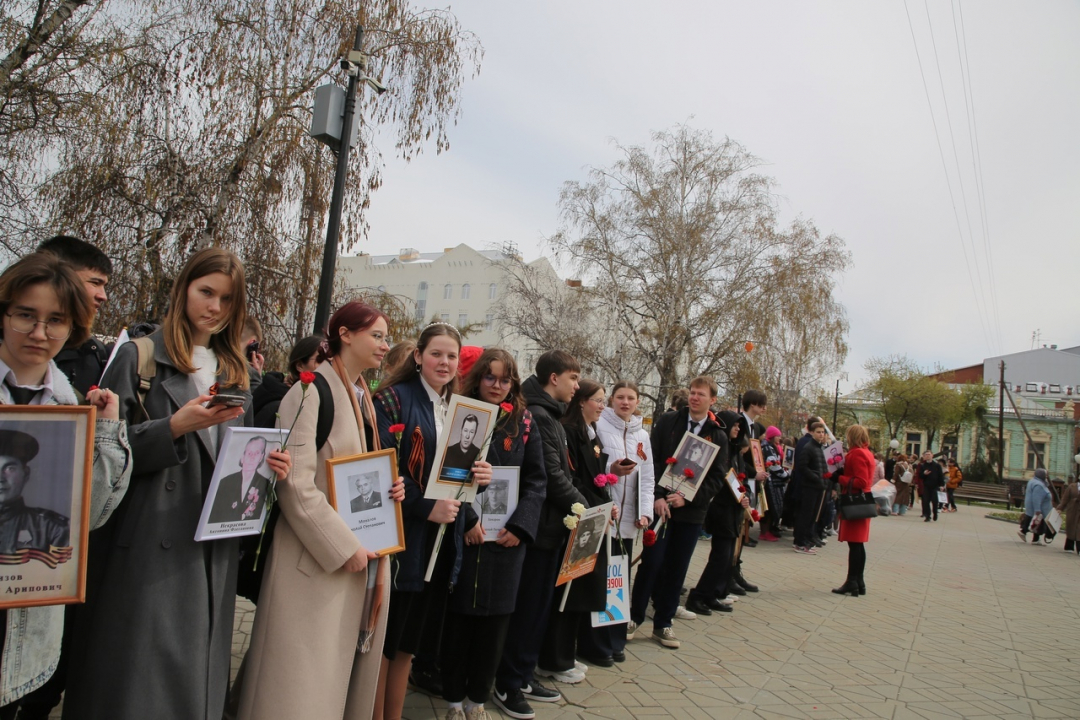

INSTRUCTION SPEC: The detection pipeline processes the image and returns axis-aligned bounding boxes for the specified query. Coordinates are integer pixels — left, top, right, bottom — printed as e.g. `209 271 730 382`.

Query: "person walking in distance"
917 451 944 522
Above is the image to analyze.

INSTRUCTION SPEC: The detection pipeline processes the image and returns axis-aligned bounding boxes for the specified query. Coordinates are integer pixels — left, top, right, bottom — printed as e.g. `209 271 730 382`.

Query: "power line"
955 0 1003 351
922 0 999 353
903 0 995 353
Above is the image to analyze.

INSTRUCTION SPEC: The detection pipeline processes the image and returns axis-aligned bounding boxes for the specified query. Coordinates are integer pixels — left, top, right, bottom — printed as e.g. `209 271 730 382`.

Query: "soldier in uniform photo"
480 478 508 514
209 435 271 523
439 413 482 481
566 514 605 566
0 428 70 556
349 472 383 513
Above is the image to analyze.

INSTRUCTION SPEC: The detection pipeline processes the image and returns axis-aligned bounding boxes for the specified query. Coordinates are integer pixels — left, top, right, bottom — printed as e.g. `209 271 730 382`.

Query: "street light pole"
313 27 364 335
832 378 841 431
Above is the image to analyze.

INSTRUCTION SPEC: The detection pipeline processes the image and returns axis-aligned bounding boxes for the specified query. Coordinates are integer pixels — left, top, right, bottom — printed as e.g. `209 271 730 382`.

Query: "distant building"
841 346 1080 481
336 243 559 369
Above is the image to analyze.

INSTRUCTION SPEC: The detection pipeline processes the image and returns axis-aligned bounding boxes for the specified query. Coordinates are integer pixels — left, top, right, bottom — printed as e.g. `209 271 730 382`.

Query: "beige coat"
1055 482 1080 540
238 361 389 720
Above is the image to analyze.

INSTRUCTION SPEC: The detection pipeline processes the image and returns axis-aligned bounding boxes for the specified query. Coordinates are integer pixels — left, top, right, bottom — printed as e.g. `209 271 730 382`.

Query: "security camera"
364 76 388 95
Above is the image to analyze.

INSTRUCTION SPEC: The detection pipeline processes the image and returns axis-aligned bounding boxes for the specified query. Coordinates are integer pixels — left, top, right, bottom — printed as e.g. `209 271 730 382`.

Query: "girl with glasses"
0 253 132 714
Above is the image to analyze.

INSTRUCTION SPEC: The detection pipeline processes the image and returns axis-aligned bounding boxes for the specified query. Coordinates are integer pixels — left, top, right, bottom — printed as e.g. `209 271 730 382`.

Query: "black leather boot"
856 574 866 596
831 577 859 596
733 565 758 593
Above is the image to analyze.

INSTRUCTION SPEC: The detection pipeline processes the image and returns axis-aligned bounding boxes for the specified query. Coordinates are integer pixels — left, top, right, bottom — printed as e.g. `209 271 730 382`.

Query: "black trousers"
848 542 866 578
690 534 735 602
795 489 822 547
921 490 938 520
538 608 582 673
441 613 511 704
495 546 560 692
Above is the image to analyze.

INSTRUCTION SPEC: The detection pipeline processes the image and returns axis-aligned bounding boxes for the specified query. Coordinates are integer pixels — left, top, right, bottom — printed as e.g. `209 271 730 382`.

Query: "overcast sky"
359 0 1080 392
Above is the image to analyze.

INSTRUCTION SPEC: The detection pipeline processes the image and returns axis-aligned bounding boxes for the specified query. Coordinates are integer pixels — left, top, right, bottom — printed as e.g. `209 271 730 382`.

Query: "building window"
1026 441 1047 470
941 433 959 460
443 283 452 300
458 313 468 327
489 283 497 300
461 283 470 300
440 313 450 323
416 299 426 321
905 432 922 457
485 314 494 331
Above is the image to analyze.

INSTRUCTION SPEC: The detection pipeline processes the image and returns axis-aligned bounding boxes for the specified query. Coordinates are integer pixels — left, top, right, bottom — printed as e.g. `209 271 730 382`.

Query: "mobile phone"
245 340 260 362
206 393 246 408
618 458 637 468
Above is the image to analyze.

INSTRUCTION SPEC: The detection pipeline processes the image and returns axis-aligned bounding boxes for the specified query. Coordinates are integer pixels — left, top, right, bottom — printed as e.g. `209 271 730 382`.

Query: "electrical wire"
903 0 995 353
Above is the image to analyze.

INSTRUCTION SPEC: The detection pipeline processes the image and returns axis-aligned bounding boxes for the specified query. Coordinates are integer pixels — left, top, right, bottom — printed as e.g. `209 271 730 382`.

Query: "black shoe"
831 578 859 596
924 518 930 522
744 538 758 547
812 539 825 548
521 681 561 703
733 569 759 593
704 597 733 612
856 576 866 595
684 594 713 616
408 666 442 696
727 583 746 596
612 651 626 663
577 653 614 668
494 688 536 719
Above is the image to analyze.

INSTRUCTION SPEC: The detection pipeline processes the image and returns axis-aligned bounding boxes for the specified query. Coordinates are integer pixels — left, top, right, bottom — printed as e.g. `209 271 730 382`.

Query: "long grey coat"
63 332 250 720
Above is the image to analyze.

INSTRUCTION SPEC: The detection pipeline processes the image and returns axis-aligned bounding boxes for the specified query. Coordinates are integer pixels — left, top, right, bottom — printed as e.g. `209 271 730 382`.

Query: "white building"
336 243 559 364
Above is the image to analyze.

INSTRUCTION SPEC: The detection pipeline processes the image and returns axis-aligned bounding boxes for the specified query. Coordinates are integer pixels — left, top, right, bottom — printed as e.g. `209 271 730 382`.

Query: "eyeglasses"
587 397 606 406
482 374 512 388
370 332 393 345
5 311 72 340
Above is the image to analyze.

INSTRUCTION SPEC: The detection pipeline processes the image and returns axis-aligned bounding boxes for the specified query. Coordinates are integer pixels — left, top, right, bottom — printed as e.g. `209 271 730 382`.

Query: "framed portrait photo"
749 439 766 476
823 440 845 472
724 468 746 502
470 466 519 542
658 432 720 502
556 502 612 586
195 427 288 541
326 448 405 557
425 395 499 503
782 445 795 472
0 405 95 610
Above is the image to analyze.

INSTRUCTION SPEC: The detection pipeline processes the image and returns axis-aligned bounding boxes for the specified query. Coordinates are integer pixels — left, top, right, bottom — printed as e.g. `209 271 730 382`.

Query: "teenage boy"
630 376 729 650
494 350 585 720
793 422 829 554
732 389 767 589
36 235 112 396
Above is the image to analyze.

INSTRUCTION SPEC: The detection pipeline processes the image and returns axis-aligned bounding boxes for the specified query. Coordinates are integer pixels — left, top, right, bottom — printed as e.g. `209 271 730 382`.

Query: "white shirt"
420 375 448 439
742 412 756 438
191 345 219 451
0 355 55 406
687 413 707 436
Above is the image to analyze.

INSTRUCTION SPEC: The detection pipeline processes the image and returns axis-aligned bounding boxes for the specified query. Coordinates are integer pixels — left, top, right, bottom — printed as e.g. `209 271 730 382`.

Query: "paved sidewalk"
228 508 1080 719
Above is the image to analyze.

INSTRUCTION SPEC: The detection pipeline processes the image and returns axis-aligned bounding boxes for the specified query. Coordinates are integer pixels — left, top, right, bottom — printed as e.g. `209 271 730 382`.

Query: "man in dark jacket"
793 422 829 554
917 450 945 522
37 235 112 398
494 350 585 719
630 376 727 650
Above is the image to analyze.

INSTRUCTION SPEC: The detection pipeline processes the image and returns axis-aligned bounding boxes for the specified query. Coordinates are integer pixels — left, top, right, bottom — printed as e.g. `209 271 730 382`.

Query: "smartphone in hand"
206 393 246 408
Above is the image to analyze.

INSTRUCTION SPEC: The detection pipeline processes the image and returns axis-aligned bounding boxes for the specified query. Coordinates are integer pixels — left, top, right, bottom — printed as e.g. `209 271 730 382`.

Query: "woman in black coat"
537 379 623 674
441 349 547 718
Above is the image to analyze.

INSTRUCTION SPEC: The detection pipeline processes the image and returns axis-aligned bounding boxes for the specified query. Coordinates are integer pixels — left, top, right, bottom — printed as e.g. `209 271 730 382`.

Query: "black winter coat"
252 371 289 428
522 376 588 550
704 411 744 538
794 437 828 492
563 422 611 613
651 407 725 526
451 409 547 615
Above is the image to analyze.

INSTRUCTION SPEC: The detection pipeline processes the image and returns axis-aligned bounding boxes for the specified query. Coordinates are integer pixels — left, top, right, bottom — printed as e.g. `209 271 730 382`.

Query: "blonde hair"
845 424 870 449
163 248 249 388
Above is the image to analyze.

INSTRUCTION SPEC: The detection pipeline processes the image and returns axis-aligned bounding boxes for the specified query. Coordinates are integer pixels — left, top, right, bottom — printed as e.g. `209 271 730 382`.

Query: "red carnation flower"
606 473 619 486
594 474 609 488
643 529 657 547
88 385 99 392
388 423 406 434
683 467 695 479
665 457 677 465
739 486 747 493
500 402 514 413
299 371 316 386
750 509 761 522
737 473 746 480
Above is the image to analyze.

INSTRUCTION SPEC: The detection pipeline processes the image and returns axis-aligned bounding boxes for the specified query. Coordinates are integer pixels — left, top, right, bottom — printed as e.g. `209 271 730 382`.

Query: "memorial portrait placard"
195 428 288 541
326 448 405 557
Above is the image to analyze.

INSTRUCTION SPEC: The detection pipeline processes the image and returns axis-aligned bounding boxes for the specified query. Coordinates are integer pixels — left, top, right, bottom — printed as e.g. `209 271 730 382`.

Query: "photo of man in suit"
209 435 270 523
349 471 383 513
439 413 483 482
672 440 709 488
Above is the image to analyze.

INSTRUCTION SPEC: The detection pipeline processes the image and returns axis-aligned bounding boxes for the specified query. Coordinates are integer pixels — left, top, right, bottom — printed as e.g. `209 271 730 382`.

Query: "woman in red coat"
833 425 875 596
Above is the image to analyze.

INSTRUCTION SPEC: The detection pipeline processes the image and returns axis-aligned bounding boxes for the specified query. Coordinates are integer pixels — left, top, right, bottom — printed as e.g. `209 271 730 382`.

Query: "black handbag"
838 477 877 521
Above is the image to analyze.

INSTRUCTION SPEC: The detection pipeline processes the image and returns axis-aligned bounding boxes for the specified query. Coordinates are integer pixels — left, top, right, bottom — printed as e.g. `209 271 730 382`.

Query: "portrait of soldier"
349 472 383 513
439 413 483 482
0 428 70 556
566 514 605 566
209 435 270 523
480 478 508 515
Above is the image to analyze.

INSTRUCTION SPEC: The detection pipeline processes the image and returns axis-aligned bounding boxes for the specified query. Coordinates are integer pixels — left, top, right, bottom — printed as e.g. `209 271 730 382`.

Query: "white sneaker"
445 709 466 720
652 626 681 648
534 666 586 684
724 594 739 603
718 598 734 607
626 620 637 640
573 660 587 673
674 605 697 620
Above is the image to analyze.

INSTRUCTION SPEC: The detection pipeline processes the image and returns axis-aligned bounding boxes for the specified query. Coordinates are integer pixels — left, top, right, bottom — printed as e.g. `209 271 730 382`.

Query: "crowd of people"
0 234 1052 720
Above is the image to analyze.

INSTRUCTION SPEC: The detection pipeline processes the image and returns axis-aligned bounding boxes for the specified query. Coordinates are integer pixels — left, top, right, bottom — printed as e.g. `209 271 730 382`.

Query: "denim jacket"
0 361 132 706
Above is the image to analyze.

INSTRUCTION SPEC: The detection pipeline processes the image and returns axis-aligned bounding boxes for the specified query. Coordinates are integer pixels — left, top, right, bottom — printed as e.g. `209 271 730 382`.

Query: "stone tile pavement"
223 507 1080 720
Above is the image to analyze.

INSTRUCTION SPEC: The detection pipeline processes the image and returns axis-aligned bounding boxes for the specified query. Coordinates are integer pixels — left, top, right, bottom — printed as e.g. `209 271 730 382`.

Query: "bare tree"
500 125 849 415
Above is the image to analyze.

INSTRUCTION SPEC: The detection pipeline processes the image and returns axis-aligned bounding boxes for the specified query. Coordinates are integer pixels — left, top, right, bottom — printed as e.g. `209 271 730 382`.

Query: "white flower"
563 515 579 530
570 502 586 516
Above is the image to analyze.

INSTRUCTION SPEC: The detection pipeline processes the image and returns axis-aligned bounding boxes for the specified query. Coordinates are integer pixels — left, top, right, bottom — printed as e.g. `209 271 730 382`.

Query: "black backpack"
236 373 335 604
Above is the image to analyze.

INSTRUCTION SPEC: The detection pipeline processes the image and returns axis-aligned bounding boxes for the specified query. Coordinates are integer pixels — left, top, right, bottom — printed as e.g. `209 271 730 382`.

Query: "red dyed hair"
317 301 389 361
